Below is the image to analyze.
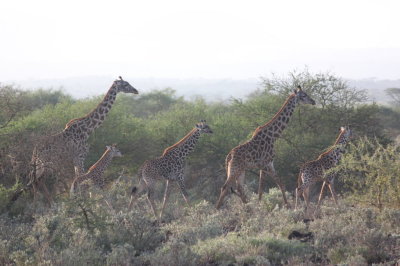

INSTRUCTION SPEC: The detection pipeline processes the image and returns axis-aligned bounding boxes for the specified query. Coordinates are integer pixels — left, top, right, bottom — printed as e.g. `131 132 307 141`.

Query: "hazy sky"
1 0 400 81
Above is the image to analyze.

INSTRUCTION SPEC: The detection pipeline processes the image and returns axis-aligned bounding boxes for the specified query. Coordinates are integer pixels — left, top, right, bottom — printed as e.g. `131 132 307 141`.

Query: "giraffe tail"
70 178 78 197
225 152 232 172
128 165 145 209
296 167 305 192
224 151 239 195
294 168 304 209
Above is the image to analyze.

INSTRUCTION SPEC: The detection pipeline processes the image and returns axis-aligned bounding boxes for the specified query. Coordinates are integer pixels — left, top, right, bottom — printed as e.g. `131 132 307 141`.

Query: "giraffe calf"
295 126 353 210
70 145 122 197
128 120 213 221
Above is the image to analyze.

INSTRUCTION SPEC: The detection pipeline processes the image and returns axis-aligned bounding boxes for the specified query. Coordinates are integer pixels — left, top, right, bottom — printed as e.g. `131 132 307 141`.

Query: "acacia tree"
385 87 400 107
339 137 400 209
0 85 24 130
260 68 368 109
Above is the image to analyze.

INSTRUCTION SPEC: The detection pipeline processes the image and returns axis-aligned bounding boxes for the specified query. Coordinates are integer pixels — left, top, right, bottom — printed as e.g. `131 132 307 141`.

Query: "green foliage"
339 137 400 209
385 87 400 107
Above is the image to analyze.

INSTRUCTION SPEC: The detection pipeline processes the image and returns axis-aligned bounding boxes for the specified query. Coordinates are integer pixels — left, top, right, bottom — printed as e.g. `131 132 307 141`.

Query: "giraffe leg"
303 186 310 210
258 169 266 201
177 178 190 207
75 145 88 176
38 179 53 206
295 179 309 210
236 171 247 204
295 187 302 210
266 162 290 208
159 180 170 220
328 182 338 205
146 188 159 220
216 162 242 209
317 181 327 208
73 152 86 177
32 181 38 204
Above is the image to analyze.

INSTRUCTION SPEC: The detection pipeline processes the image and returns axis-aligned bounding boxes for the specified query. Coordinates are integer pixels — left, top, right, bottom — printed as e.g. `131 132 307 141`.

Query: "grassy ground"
1 184 399 265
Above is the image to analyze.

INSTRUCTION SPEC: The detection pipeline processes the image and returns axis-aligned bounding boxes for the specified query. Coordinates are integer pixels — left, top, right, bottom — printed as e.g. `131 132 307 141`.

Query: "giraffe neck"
64 84 118 138
334 130 349 146
86 149 114 176
162 128 201 158
252 93 297 140
319 130 350 162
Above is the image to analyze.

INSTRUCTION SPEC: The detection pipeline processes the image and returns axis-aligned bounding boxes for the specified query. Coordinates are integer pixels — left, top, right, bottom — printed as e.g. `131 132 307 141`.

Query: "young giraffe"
70 145 122 196
30 77 138 202
216 86 316 209
129 120 213 220
295 126 353 210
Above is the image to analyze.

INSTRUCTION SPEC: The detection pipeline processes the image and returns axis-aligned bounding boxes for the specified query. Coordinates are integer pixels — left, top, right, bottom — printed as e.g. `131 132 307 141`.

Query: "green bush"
339 137 400 209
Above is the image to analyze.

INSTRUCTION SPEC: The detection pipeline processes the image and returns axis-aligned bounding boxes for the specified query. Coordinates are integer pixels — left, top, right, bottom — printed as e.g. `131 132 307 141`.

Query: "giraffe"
70 144 122 196
128 120 213 220
30 77 138 203
215 86 316 209
295 126 353 210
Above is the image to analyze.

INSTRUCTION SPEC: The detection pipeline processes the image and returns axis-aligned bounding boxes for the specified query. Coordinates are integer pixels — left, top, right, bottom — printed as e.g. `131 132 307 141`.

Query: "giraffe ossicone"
215 86 316 209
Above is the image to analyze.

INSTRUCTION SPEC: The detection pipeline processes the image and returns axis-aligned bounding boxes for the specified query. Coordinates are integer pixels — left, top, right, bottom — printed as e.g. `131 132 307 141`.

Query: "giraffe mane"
162 128 197 156
65 117 83 129
88 148 112 172
251 93 296 137
317 129 346 159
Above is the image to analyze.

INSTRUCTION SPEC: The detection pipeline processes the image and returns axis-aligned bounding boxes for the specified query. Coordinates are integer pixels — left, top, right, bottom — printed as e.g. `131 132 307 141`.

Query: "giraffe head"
294 86 315 105
113 76 139 94
340 126 353 140
106 144 123 157
195 120 213 134
336 126 353 152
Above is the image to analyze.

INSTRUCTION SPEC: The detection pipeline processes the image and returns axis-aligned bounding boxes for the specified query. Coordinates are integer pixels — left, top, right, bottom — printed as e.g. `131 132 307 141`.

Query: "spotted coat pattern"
216 87 316 209
70 145 122 196
129 121 213 220
30 77 138 202
295 126 353 209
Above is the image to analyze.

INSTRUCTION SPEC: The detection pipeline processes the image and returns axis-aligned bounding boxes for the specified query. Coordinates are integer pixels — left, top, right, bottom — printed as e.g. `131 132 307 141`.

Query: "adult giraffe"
216 86 315 209
30 77 138 202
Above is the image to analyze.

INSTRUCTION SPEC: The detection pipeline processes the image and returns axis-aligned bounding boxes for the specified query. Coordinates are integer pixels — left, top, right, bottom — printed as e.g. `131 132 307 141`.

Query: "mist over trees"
0 70 399 265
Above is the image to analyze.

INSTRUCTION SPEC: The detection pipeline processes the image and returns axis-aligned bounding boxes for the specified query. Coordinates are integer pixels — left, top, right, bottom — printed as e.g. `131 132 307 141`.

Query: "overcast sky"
1 0 400 82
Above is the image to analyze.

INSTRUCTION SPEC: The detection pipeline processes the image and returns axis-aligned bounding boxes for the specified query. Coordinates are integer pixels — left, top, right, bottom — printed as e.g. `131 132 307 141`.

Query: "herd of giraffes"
28 76 353 220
